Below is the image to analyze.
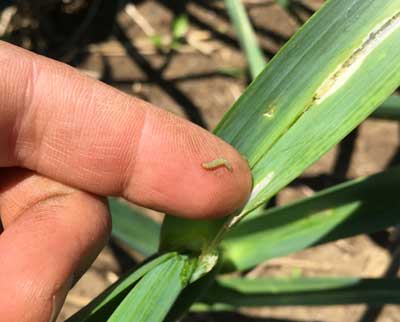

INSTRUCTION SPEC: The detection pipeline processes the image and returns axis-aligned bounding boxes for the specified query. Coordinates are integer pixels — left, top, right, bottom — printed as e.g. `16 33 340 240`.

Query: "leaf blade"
222 167 400 271
238 6 400 213
107 254 195 322
201 277 400 307
109 198 160 257
65 253 175 322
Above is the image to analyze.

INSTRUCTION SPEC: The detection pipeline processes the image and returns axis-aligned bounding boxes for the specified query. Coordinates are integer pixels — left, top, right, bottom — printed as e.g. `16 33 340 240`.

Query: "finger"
0 168 111 322
0 41 251 219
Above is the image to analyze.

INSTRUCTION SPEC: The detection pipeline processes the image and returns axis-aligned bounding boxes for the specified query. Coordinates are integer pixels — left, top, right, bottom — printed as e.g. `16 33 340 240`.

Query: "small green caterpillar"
201 158 233 172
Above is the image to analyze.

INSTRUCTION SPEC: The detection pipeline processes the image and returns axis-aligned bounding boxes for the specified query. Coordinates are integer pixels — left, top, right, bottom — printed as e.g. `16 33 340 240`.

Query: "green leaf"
161 0 400 263
172 14 189 40
372 94 400 119
217 67 245 79
225 0 267 78
220 3 400 214
65 253 175 322
150 35 163 50
221 167 400 271
200 277 400 307
109 198 160 257
275 0 291 9
107 254 195 322
160 215 225 254
165 257 222 321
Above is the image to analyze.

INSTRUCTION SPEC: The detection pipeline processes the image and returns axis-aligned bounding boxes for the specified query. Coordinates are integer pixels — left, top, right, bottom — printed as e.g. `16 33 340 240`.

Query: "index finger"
0 41 252 219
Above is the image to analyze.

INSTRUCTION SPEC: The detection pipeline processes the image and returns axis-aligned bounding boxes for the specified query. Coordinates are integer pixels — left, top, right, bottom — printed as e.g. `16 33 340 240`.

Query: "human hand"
0 41 252 322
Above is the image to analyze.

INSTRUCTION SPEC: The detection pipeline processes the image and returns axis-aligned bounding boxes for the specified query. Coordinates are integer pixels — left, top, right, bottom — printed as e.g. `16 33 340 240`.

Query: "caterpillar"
201 158 233 172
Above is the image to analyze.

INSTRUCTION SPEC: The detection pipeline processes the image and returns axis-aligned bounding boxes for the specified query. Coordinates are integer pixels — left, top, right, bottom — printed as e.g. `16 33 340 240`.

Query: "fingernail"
49 275 74 322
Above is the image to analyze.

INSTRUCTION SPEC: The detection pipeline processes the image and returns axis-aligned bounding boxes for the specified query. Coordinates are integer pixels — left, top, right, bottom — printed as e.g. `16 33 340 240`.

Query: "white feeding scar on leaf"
191 251 218 283
225 172 275 229
314 12 400 105
249 171 275 203
263 104 276 118
228 211 246 228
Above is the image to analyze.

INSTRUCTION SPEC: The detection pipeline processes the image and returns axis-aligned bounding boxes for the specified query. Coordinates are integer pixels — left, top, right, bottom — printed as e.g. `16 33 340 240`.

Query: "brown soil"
34 0 399 321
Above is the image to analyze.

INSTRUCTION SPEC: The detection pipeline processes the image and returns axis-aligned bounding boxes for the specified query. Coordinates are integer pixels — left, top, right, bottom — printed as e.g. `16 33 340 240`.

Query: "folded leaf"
107 254 195 322
66 253 175 322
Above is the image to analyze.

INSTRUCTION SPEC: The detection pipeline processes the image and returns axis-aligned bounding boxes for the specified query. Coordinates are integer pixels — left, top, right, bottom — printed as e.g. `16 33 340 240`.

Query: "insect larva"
201 158 233 172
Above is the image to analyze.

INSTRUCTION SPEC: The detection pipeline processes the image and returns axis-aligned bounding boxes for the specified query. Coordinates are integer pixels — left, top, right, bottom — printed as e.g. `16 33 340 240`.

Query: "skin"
0 41 252 322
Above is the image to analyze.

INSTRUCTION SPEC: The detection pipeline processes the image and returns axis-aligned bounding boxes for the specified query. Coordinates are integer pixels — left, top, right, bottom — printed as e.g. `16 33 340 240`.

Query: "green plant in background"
148 12 189 52
224 0 266 79
373 94 400 119
275 0 292 10
66 0 400 321
171 13 189 48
